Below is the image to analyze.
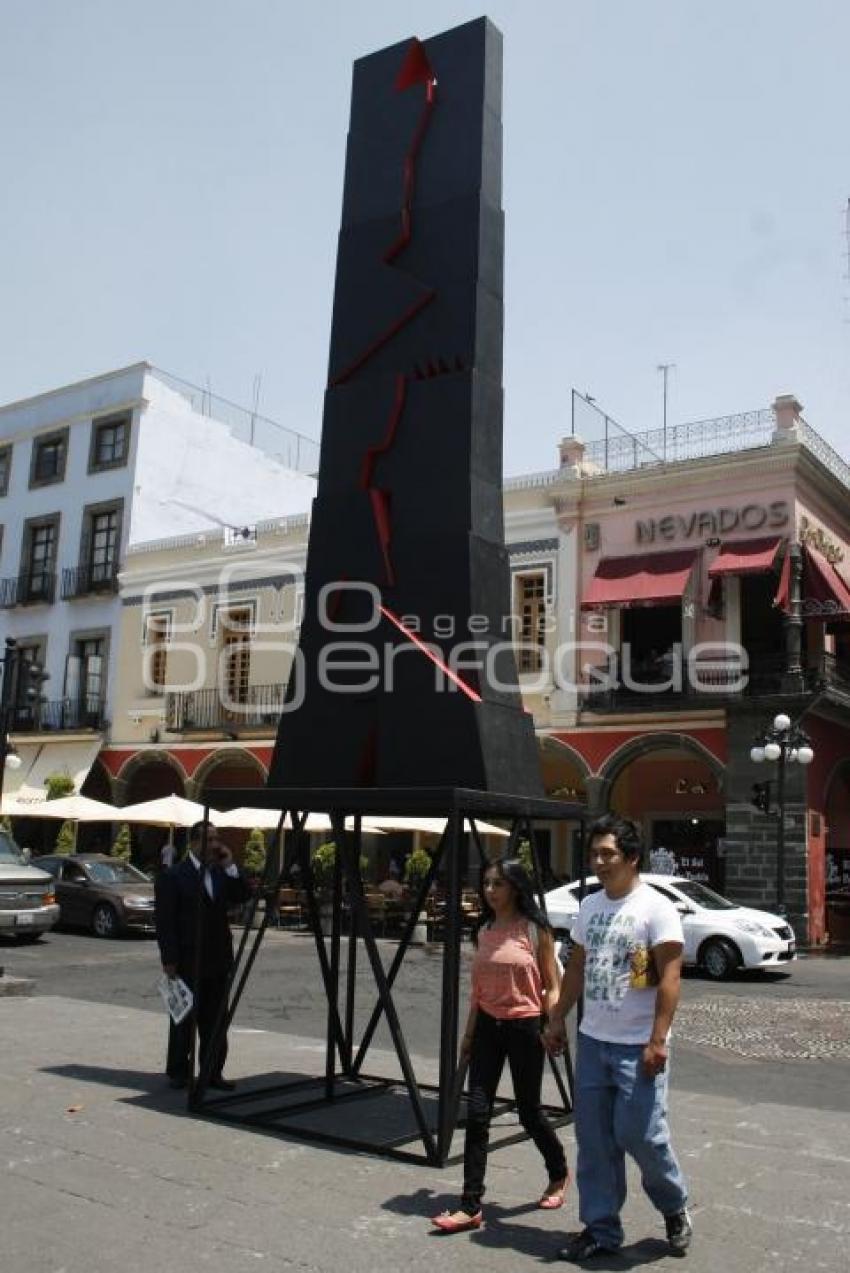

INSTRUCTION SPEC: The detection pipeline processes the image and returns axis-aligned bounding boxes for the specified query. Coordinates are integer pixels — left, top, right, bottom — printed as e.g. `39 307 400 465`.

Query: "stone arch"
81 758 113 803
600 731 725 789
77 760 115 852
117 752 187 871
535 737 592 884
538 735 592 794
191 748 268 859
190 747 267 797
117 749 188 797
600 731 727 887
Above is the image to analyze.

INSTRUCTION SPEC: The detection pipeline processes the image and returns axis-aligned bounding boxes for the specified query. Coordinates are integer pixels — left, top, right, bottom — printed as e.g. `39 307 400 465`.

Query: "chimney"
772 394 803 443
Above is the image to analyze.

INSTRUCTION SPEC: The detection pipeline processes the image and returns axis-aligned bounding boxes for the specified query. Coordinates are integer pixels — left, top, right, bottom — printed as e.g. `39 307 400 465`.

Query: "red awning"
773 550 791 612
708 536 783 578
802 544 850 620
581 549 698 609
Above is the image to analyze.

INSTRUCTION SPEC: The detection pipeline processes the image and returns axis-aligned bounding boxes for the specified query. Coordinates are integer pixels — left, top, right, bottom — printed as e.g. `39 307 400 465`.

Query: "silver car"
0 830 60 941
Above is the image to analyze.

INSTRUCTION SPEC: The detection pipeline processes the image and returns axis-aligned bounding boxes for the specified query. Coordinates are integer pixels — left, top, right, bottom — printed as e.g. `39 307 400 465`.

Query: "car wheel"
700 938 740 980
14 933 41 944
92 903 119 939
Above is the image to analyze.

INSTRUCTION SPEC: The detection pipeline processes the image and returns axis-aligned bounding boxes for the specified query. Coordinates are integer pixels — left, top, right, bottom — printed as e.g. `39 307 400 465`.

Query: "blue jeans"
574 1033 688 1249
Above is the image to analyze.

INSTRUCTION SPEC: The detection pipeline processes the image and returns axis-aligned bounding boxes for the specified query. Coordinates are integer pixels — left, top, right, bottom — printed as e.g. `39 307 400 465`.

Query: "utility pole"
657 362 675 460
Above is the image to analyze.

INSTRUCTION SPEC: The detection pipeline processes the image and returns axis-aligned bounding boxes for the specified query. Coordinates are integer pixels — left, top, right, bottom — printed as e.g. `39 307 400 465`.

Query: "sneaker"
665 1208 693 1254
557 1229 616 1262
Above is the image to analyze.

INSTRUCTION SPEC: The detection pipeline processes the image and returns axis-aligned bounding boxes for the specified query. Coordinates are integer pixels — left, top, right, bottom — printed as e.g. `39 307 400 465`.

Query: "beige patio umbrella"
214 807 334 833
116 795 226 828
4 795 119 822
359 815 509 837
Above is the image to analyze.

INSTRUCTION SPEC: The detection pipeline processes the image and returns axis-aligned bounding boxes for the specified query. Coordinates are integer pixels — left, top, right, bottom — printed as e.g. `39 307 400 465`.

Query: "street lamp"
751 712 815 916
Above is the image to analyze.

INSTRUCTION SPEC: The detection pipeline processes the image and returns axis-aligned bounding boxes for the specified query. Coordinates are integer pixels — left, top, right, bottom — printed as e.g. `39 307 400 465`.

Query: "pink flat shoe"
538 1175 569 1209
431 1209 483 1232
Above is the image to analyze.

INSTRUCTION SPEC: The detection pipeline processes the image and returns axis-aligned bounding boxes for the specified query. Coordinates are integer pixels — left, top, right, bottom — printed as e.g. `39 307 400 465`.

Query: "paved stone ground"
2 994 849 1273
676 996 850 1059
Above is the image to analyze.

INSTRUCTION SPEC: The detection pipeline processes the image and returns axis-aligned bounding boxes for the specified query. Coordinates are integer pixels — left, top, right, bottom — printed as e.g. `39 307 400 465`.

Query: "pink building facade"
543 394 850 946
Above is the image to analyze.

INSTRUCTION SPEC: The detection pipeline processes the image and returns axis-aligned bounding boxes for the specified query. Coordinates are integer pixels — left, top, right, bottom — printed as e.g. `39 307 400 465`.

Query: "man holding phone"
155 820 250 1091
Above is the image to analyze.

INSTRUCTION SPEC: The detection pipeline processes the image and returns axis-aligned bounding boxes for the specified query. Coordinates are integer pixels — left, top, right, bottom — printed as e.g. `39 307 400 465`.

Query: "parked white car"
544 874 796 981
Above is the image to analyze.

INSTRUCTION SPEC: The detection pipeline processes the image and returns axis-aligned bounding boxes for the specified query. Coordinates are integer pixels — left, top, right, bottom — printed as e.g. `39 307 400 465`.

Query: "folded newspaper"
157 975 194 1024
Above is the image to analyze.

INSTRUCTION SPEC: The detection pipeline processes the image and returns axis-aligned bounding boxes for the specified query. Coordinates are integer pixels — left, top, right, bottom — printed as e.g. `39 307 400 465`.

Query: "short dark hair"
588 814 643 864
188 820 214 842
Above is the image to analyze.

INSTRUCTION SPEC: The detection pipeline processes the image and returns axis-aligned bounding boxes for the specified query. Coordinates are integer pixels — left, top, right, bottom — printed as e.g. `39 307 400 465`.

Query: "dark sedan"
36 854 156 938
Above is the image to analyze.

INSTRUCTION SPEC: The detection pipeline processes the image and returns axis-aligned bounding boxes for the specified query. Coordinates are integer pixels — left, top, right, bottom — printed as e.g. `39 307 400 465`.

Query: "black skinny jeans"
463 1010 567 1209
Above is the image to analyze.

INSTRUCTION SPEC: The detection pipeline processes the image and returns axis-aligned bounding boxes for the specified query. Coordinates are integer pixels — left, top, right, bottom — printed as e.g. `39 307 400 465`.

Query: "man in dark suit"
155 820 250 1091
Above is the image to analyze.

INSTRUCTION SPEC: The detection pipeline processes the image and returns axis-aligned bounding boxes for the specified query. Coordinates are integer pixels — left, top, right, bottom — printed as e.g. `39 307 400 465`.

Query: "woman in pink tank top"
432 858 569 1232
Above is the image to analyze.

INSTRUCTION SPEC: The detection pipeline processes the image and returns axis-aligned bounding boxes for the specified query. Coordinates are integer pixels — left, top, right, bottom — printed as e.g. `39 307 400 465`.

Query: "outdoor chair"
275 887 303 929
363 891 388 937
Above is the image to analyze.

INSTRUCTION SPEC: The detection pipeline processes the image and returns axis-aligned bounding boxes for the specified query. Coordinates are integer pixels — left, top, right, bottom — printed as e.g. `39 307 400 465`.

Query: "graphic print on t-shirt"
584 910 658 1010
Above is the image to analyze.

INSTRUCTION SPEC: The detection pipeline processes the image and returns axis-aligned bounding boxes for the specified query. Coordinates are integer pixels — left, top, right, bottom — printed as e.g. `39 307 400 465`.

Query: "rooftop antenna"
657 362 676 460
250 373 262 446
844 198 850 325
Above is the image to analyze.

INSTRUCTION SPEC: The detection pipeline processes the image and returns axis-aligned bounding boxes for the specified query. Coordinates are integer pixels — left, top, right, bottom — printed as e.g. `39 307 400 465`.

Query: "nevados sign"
636 500 789 543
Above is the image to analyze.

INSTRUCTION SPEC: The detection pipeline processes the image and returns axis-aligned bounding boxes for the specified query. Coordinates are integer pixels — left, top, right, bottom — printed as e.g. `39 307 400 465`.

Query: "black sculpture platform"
189 787 586 1165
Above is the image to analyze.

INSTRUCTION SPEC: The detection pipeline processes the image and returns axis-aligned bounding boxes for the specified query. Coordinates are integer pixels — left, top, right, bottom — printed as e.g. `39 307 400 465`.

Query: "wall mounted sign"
584 522 600 551
800 516 845 564
674 778 712 795
636 500 789 544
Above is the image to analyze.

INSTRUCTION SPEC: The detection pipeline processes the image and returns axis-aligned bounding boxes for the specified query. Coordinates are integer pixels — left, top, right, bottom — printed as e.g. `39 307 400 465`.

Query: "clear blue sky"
1 1 847 474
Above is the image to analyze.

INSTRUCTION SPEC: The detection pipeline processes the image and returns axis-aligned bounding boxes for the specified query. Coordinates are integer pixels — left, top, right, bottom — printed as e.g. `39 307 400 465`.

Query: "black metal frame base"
192 787 585 1166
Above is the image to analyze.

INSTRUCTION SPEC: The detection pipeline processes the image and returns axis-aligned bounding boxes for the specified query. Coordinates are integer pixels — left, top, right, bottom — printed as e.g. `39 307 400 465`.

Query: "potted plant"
240 828 268 925
242 828 267 878
54 820 77 857
517 838 534 878
311 841 337 934
110 823 132 863
404 847 433 944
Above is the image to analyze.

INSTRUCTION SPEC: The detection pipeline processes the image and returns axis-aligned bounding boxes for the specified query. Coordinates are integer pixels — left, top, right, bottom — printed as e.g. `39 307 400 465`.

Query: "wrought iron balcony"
0 570 57 608
165 684 285 732
8 696 105 732
61 562 120 599
580 650 823 713
813 651 850 698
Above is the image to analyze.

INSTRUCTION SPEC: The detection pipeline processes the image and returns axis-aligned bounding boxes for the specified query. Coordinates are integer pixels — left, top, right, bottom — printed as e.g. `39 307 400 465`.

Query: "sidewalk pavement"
2 995 848 1273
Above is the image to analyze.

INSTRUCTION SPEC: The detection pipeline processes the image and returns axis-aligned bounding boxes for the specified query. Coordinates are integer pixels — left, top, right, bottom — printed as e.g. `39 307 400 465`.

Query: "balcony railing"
0 570 57 608
61 562 120 599
580 650 829 712
166 684 285 732
9 696 105 732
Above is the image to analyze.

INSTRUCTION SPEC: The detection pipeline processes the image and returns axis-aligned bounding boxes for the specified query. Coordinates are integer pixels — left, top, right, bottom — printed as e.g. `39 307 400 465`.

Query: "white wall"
0 364 317 733
131 375 316 544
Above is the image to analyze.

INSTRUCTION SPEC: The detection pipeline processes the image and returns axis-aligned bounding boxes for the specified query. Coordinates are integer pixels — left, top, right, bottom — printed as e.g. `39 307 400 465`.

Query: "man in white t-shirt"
545 815 691 1261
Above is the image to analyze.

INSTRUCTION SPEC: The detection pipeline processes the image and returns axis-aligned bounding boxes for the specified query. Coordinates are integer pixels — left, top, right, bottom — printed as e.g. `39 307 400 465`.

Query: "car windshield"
85 861 149 885
0 829 25 865
672 879 737 910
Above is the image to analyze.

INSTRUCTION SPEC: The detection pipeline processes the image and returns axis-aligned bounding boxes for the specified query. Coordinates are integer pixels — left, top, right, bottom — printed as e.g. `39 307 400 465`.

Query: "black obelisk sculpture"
270 17 542 795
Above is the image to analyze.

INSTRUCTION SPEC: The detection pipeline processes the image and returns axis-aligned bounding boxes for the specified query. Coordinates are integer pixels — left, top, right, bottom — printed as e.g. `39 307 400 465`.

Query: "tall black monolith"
270 17 542 794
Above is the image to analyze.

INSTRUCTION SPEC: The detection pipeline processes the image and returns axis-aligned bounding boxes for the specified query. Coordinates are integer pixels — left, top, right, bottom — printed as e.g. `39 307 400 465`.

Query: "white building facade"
0 363 316 804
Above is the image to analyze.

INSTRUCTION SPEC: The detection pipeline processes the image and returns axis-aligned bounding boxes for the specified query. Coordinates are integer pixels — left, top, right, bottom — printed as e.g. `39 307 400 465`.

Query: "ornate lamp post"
0 637 48 809
751 712 815 916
